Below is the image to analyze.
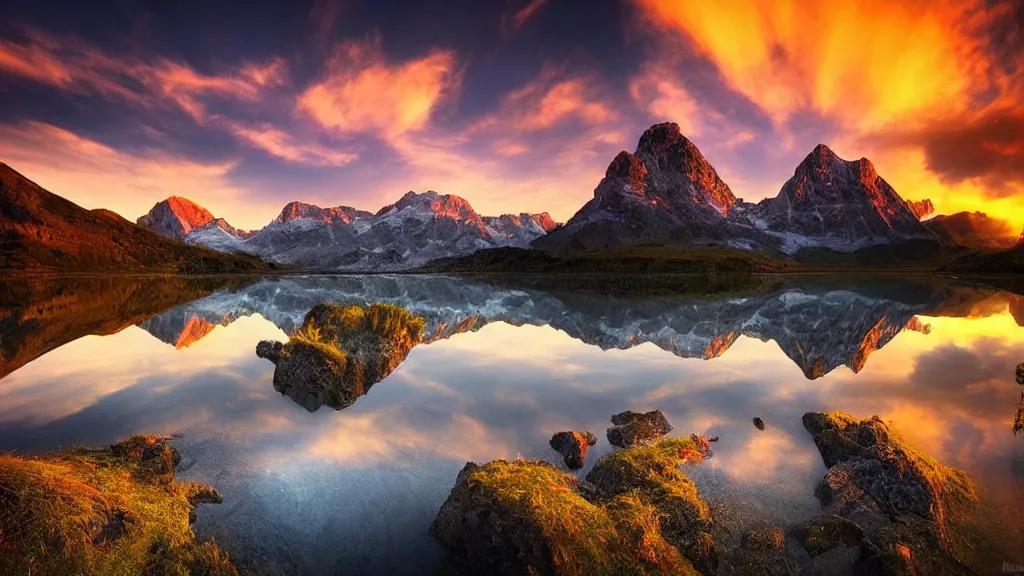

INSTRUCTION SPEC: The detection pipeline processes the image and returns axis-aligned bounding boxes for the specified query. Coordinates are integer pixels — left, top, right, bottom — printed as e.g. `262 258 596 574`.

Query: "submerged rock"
1014 391 1024 436
255 340 283 363
607 410 673 448
549 430 598 469
431 435 716 575
802 411 980 575
753 416 765 431
255 302 425 412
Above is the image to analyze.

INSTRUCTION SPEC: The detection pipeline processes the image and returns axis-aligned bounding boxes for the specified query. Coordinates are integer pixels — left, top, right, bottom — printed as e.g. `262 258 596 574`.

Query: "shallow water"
1 274 1022 575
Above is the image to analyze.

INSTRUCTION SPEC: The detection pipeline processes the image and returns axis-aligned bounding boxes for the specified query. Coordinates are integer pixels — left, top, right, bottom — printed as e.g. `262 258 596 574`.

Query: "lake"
1 274 1022 575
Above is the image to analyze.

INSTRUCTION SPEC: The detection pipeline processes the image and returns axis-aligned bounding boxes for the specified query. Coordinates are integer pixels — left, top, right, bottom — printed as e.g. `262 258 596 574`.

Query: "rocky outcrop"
746 145 938 254
549 430 597 469
137 197 215 241
431 432 715 575
801 411 980 575
534 122 770 252
606 410 673 448
255 303 424 412
908 199 935 219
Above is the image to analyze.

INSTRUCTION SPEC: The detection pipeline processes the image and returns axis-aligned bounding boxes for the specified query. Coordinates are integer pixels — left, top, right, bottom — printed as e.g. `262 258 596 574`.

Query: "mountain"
0 164 266 272
922 211 1020 250
908 199 935 219
137 196 216 241
483 213 557 245
185 218 253 252
146 192 556 271
745 145 938 254
534 122 768 252
532 125 939 258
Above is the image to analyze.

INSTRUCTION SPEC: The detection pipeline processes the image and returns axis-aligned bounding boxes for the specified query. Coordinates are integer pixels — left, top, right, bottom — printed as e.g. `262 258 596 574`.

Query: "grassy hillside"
418 245 797 275
942 246 1024 275
0 163 268 273
793 239 960 270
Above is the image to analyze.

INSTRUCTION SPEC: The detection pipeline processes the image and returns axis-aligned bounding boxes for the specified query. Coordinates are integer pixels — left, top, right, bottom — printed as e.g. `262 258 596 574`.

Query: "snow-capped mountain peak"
137 196 215 241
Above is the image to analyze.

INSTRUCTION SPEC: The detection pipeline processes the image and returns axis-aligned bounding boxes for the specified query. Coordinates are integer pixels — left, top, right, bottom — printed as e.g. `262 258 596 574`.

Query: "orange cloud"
629 63 704 136
508 0 549 30
631 0 999 131
0 27 286 122
297 36 461 138
0 121 279 229
225 122 357 166
482 63 614 133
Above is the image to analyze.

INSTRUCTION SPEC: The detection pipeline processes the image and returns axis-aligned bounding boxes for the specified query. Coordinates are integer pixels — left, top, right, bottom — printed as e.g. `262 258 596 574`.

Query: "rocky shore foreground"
430 410 990 576
0 436 234 575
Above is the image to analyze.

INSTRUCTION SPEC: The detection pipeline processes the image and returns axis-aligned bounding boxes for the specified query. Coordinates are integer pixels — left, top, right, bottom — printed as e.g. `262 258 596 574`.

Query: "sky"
0 0 1022 231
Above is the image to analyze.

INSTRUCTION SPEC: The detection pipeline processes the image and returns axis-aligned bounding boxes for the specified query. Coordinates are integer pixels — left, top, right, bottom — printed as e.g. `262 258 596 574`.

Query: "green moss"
0 436 236 575
459 460 697 576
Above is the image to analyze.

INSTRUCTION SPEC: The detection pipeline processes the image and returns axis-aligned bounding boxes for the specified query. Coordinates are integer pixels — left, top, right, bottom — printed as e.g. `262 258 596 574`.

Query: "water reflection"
0 274 1021 575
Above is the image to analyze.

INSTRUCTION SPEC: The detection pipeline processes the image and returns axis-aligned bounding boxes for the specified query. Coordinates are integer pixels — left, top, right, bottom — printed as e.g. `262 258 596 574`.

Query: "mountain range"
138 192 557 271
2 121 1022 274
136 122 1012 272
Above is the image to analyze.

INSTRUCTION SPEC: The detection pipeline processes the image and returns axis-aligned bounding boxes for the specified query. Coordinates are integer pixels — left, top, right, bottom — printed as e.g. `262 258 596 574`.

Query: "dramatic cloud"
630 0 1005 130
0 27 287 122
225 122 358 167
297 36 461 139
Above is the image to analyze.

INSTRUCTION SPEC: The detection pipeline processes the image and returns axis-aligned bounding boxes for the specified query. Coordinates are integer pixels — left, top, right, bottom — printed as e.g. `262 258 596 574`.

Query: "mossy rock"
430 459 698 575
802 411 982 575
585 436 717 574
262 303 426 412
790 514 864 557
0 436 235 575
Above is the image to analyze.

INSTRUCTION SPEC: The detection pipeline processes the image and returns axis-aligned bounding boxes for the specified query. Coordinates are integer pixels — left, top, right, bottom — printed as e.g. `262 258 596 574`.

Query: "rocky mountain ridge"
140 190 558 271
535 123 939 255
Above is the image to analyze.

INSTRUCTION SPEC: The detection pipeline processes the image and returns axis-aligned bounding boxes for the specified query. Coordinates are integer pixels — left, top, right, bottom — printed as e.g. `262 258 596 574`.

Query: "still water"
0 274 1022 574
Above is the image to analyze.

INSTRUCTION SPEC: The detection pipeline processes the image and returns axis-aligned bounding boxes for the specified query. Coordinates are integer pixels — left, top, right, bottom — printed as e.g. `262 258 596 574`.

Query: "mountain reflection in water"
0 274 1022 575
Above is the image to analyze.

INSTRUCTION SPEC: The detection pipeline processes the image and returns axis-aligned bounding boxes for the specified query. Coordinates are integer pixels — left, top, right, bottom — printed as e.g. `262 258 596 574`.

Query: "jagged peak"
137 196 215 239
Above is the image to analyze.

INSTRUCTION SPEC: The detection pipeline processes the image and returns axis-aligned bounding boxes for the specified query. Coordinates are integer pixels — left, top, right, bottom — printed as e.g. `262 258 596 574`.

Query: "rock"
255 340 283 364
1014 391 1023 436
92 508 134 545
753 417 765 431
430 459 698 575
585 437 717 573
790 514 864 557
718 527 801 576
258 303 425 412
742 527 785 551
802 411 979 575
109 435 181 484
549 430 598 469
1016 362 1024 385
607 410 673 448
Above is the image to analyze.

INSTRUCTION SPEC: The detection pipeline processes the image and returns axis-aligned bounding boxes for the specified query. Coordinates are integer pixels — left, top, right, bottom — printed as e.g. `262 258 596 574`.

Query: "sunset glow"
0 0 1019 230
